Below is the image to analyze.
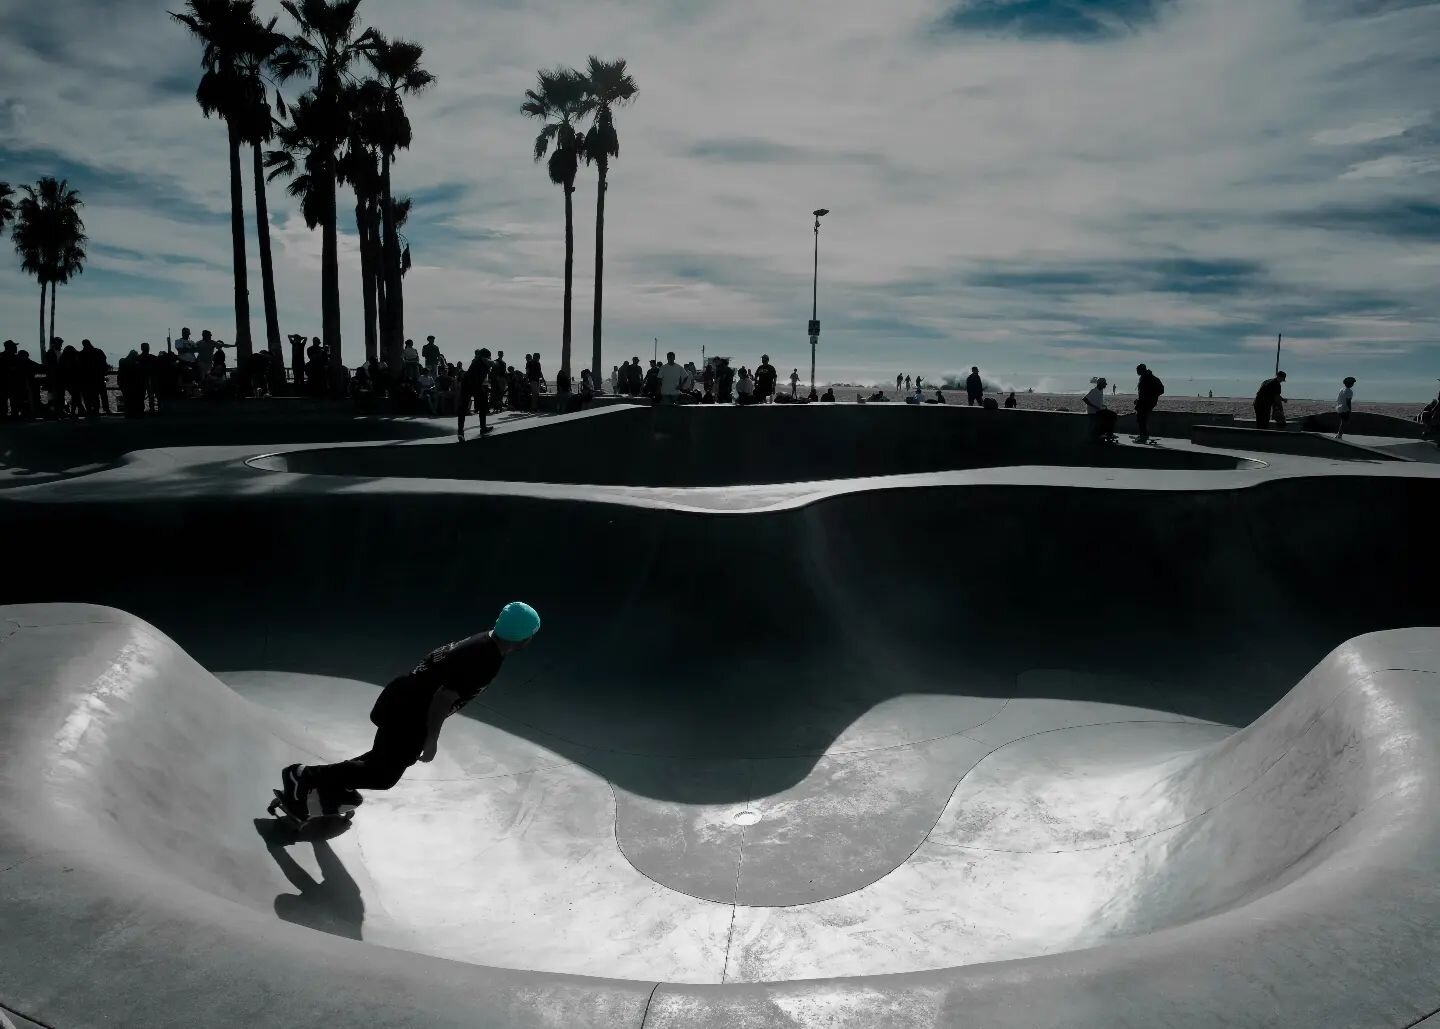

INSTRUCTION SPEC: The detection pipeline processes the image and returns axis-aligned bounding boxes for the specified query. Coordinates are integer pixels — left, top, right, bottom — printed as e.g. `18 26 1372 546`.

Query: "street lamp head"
813 208 829 218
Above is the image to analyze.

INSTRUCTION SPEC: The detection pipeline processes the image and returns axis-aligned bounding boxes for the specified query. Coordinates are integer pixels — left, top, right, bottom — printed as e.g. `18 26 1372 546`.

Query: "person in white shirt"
657 351 686 403
417 368 438 415
400 339 420 382
736 366 756 404
1083 377 1117 442
1335 376 1356 439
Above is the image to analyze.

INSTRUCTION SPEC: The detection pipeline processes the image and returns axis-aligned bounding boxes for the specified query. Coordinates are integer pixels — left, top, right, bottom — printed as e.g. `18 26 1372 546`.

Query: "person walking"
790 368 800 397
965 366 983 407
140 342 160 414
1335 377 1356 440
277 604 541 822
1134 363 1165 443
1254 371 1286 430
458 349 493 442
896 373 904 393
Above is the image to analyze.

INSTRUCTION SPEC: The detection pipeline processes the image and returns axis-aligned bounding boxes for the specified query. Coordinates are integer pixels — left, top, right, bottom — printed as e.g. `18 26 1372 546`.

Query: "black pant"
968 392 981 406
306 718 426 793
1136 401 1155 437
1254 402 1270 430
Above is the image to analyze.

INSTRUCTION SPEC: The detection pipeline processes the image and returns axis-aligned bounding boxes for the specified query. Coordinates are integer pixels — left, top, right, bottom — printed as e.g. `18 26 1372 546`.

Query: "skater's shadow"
254 818 366 940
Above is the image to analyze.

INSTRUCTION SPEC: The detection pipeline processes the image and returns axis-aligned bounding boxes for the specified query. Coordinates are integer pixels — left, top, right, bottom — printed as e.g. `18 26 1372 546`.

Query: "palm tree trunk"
251 142 282 381
226 124 254 378
592 161 607 386
562 182 574 379
38 280 47 352
358 198 378 365
48 281 57 349
380 152 403 376
321 155 341 370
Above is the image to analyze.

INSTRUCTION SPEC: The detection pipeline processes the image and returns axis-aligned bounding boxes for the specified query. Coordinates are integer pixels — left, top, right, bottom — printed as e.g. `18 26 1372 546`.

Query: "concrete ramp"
3 604 1440 1027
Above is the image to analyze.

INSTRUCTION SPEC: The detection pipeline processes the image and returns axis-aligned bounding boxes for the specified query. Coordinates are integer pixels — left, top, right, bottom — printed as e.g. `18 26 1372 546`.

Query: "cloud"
1 0 1439 395
1279 199 1440 240
935 0 1173 40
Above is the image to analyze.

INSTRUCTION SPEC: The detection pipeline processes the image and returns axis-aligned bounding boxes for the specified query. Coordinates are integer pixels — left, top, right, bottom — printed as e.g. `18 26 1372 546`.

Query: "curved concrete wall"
255 406 1252 486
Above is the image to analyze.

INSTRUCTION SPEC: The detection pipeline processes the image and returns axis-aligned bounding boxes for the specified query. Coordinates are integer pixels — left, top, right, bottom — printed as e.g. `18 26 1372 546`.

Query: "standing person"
42 337 64 415
755 355 777 403
0 340 14 420
904 374 912 393
658 351 685 404
276 603 542 821
1134 363 1165 443
79 340 105 417
790 368 801 397
965 366 983 407
1334 377 1357 440
422 336 441 376
400 339 421 383
458 348 493 442
196 330 218 381
1084 376 1117 442
525 353 542 411
1005 391 1017 409
118 350 145 417
1254 371 1286 430
896 373 904 393
139 342 160 414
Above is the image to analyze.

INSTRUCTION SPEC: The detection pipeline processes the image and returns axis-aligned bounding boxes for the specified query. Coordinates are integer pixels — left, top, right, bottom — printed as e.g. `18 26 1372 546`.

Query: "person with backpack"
1134 364 1165 443
458 348 493 442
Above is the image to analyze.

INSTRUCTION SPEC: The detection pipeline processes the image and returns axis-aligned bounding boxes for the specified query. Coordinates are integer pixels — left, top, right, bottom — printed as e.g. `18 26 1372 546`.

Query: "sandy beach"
822 385 1428 423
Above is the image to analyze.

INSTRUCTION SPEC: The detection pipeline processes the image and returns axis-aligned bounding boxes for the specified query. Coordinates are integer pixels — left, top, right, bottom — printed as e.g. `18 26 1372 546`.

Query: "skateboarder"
276 602 542 821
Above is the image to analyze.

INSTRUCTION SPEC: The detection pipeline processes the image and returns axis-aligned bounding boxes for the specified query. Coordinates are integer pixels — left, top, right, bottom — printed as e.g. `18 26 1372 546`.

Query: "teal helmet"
494 601 541 642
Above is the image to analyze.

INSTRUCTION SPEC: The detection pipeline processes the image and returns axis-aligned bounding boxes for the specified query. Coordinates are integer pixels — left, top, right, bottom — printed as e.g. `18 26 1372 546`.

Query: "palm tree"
170 0 257 374
581 57 637 391
365 34 433 375
522 67 593 381
0 183 14 238
237 15 289 381
271 0 377 369
336 80 384 364
12 178 86 352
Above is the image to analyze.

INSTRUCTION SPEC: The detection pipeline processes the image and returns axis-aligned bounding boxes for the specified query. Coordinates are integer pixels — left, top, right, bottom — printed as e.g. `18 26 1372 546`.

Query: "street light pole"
810 208 828 395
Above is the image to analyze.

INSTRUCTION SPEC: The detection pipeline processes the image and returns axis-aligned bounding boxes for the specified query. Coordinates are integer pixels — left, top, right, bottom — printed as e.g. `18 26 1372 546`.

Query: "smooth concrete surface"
2 406 1440 1028
1301 410 1425 438
1191 422 1409 461
253 405 1256 486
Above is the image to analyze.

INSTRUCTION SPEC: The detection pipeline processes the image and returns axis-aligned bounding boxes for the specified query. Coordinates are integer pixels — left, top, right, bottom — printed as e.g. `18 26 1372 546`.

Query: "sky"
1 0 1438 399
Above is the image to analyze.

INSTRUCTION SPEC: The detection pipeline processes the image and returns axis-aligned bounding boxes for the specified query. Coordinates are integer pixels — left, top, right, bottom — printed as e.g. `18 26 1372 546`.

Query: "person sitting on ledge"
1084 376 1118 442
1005 391 1017 408
821 387 835 402
867 389 890 402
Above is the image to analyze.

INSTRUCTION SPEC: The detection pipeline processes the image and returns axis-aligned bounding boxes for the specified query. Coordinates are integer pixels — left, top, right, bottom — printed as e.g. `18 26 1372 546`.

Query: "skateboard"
267 789 357 830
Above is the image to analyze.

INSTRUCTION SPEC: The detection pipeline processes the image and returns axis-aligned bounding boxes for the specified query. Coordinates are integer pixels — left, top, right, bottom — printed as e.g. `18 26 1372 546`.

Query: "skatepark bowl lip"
243 403 1267 487
2 415 1440 1028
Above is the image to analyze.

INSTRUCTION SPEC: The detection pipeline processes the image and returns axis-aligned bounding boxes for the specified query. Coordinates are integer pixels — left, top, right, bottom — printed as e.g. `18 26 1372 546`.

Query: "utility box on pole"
808 320 820 337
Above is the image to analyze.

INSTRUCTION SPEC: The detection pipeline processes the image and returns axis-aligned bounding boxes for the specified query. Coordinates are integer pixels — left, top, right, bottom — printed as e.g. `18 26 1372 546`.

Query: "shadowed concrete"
1 406 1439 1027
253 404 1257 485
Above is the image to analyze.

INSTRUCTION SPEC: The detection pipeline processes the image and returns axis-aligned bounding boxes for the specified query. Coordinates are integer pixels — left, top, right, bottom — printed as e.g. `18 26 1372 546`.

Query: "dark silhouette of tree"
12 178 86 352
237 15 290 380
522 67 593 381
364 34 433 376
337 79 384 364
170 0 258 375
581 57 637 392
0 183 14 239
271 0 377 370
